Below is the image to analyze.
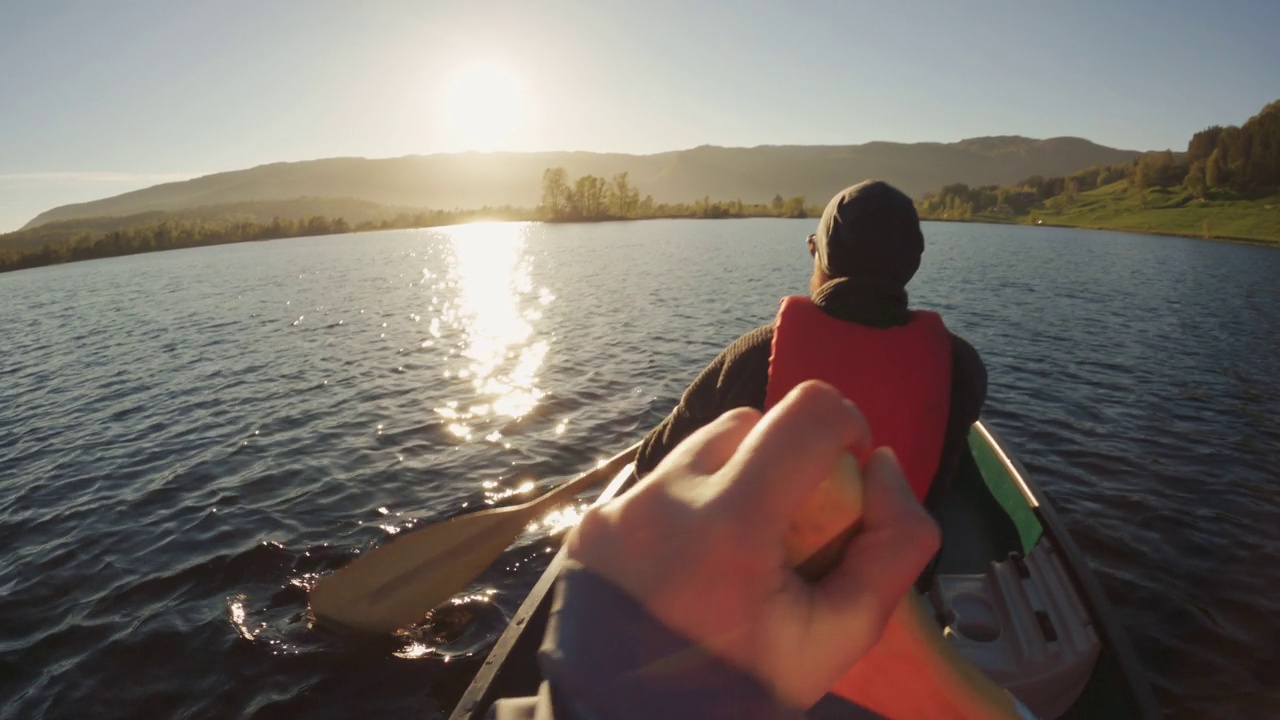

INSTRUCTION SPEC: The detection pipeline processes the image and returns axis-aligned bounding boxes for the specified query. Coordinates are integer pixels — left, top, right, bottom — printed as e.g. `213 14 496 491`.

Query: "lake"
1 219 1277 718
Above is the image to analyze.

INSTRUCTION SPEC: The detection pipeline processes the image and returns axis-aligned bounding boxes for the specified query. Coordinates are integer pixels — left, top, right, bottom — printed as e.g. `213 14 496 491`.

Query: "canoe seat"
926 540 1101 720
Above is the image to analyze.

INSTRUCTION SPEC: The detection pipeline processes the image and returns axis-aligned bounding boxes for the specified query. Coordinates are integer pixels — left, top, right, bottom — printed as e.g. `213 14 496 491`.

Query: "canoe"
448 421 1161 719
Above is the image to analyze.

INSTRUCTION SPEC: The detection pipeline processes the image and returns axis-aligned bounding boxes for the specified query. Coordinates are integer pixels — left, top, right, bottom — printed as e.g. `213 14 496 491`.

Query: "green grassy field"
973 182 1280 245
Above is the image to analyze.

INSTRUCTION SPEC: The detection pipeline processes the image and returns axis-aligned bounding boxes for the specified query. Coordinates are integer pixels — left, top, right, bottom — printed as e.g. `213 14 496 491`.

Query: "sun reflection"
483 480 536 505
431 223 549 438
393 589 499 660
526 503 590 534
228 595 255 640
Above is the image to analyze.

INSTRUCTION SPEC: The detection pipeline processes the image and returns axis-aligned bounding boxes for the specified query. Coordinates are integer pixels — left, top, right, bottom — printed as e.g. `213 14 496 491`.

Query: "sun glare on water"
442 62 524 151
430 222 551 444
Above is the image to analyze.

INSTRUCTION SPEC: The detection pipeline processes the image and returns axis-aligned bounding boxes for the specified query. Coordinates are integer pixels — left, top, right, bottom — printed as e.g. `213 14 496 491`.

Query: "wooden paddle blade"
309 443 640 635
309 504 536 634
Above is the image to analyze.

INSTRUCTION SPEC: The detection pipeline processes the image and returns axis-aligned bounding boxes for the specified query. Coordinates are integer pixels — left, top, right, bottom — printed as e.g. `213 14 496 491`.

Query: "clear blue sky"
2 0 1277 231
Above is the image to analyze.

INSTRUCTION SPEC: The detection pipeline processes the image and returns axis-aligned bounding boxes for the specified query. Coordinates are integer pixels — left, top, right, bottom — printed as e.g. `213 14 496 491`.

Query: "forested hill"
23 136 1139 229
915 99 1280 244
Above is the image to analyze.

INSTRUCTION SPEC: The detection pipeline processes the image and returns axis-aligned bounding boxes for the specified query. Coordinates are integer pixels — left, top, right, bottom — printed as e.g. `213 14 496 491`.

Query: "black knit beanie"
812 180 924 291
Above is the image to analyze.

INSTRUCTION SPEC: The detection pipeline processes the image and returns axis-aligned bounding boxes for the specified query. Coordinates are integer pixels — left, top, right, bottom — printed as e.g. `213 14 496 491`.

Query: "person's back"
635 179 986 520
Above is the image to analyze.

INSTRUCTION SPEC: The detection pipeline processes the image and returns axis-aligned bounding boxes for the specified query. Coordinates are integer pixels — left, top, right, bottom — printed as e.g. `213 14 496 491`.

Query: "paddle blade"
310 505 535 634
309 442 639 635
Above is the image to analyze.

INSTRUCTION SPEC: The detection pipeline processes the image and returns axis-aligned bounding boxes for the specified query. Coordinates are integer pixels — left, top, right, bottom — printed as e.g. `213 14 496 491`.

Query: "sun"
442 63 524 151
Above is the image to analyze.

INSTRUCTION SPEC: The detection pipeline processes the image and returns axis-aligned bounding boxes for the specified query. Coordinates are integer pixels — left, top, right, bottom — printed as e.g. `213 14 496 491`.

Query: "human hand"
564 380 941 708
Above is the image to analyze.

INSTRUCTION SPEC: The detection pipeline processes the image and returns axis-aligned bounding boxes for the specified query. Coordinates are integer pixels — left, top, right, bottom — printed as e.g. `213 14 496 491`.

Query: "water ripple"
0 221 1277 718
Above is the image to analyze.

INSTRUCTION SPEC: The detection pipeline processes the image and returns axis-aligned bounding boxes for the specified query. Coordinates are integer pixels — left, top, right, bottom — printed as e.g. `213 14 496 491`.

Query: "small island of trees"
537 167 812 221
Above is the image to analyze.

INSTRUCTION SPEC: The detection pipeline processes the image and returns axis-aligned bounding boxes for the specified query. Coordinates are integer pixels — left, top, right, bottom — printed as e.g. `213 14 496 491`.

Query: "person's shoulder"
944 330 987 414
695 324 773 408
947 330 983 358
709 323 773 364
734 324 775 350
721 324 775 368
923 313 984 370
946 330 984 367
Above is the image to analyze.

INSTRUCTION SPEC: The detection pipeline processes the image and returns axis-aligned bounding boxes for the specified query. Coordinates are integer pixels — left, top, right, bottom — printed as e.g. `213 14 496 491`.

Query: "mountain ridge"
23 136 1142 229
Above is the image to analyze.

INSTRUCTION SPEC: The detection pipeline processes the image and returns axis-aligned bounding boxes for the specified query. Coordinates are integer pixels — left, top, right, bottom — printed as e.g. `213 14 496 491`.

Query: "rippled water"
1 220 1276 719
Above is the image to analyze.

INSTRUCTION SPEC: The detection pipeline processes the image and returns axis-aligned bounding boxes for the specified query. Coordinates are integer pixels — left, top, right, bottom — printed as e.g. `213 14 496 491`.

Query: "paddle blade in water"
309 505 536 634
309 442 639 635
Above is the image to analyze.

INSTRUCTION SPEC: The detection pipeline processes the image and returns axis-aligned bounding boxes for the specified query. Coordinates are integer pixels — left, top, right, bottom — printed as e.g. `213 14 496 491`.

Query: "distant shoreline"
921 216 1280 248
6 207 1277 275
0 187 828 274
0 211 809 275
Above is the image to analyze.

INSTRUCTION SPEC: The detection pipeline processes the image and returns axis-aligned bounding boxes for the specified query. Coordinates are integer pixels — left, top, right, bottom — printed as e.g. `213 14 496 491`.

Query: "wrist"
542 563 802 718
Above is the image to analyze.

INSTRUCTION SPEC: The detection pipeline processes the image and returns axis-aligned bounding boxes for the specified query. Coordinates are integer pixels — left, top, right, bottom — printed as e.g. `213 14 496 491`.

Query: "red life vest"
766 298 1014 718
763 296 953 501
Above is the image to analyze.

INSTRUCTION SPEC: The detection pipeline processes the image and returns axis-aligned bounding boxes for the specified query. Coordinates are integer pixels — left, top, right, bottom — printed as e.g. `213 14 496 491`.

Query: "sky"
2 0 1278 232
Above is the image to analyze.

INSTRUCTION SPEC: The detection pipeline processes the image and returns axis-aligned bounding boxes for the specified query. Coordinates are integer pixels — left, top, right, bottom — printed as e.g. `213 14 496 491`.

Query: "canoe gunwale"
975 420 1161 720
449 460 637 720
972 421 1039 509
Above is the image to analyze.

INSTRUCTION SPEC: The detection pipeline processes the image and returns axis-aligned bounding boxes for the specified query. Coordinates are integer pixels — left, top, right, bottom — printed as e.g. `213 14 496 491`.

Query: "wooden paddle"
310 442 641 634
785 453 1021 719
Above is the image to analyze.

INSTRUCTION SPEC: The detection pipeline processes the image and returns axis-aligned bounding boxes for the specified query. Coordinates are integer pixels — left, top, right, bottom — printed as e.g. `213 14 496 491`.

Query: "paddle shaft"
519 446 639 515
784 455 1019 719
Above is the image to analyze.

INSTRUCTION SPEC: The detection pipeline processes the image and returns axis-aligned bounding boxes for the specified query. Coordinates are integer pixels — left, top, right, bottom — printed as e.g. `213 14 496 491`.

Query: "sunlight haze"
442 62 529 152
1 0 1278 231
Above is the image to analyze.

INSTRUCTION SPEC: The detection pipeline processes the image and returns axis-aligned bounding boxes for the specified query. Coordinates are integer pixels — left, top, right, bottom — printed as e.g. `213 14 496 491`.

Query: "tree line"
0 209 529 274
0 166 827 274
1185 98 1280 191
539 167 815 220
918 98 1279 219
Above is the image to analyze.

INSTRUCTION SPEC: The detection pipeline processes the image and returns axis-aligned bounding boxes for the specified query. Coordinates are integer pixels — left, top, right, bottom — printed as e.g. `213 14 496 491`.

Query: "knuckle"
905 511 942 558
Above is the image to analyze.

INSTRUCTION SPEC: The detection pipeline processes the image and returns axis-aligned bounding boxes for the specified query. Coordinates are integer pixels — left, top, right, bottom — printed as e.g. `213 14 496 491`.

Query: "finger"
660 406 762 477
809 448 941 635
860 448 938 544
608 406 761 514
716 380 872 533
567 407 761 586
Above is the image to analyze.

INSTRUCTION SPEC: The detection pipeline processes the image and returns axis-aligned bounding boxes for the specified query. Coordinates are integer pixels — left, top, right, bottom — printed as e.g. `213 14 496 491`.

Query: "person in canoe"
635 179 987 544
